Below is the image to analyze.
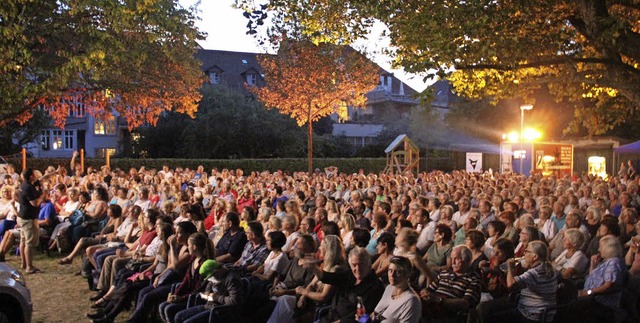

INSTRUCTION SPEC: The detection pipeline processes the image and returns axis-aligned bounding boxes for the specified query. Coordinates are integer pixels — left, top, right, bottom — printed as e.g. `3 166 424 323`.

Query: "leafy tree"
0 0 204 129
136 85 306 158
237 0 640 135
249 39 379 174
0 110 50 155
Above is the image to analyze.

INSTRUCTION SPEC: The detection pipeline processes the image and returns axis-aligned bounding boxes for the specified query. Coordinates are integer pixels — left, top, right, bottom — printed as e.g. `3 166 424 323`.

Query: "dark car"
0 262 32 323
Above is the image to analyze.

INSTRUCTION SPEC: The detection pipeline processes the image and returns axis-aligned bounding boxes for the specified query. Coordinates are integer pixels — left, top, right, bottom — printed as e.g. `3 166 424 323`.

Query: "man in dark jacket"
173 259 245 323
307 246 385 322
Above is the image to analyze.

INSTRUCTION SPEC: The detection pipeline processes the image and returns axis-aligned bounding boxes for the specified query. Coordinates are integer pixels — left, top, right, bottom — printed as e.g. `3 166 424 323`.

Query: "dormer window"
242 59 248 64
209 71 220 84
246 73 257 86
379 75 392 92
205 65 223 85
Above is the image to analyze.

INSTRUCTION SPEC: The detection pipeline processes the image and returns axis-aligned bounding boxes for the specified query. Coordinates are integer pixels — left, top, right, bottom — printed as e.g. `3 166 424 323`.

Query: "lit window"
209 72 220 84
246 74 257 86
95 116 116 135
96 148 116 158
51 130 63 150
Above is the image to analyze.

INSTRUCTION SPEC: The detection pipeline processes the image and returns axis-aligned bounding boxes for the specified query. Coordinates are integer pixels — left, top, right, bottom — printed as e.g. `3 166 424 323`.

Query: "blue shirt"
551 214 566 231
584 257 627 309
38 201 56 222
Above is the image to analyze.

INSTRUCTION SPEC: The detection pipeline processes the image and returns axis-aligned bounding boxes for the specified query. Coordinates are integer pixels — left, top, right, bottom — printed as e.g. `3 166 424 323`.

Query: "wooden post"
21 148 26 171
106 149 110 168
80 148 85 174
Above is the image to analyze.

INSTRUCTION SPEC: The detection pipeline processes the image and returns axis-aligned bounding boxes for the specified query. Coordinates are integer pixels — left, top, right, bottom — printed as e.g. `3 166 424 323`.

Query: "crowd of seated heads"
3 164 640 322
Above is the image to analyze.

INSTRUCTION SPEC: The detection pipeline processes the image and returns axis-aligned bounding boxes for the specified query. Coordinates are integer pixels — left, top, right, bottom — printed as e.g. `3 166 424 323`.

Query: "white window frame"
246 74 257 86
40 131 50 150
68 98 85 117
64 130 74 150
209 71 220 84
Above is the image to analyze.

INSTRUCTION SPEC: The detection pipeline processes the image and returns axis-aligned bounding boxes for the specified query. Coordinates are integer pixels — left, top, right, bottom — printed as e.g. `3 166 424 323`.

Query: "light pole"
519 104 533 174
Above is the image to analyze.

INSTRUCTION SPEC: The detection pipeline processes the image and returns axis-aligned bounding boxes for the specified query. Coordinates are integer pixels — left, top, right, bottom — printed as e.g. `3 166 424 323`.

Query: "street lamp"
519 104 533 174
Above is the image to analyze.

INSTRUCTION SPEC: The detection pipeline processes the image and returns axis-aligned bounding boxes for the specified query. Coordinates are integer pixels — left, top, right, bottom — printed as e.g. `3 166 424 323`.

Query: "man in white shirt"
452 197 471 227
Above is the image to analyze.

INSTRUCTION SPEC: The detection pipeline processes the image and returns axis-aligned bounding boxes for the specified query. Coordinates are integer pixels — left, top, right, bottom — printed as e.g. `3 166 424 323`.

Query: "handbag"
125 259 148 272
69 210 85 226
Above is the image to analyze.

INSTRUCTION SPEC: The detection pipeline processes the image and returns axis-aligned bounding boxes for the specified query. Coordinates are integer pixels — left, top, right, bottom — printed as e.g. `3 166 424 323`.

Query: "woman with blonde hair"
204 198 226 233
266 215 282 236
284 199 303 224
325 199 340 223
0 186 18 240
619 207 638 244
339 213 356 249
585 206 603 239
269 234 347 322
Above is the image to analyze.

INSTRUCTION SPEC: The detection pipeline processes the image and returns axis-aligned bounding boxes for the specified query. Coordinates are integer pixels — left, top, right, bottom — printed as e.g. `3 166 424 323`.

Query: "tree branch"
455 56 640 75
610 0 640 11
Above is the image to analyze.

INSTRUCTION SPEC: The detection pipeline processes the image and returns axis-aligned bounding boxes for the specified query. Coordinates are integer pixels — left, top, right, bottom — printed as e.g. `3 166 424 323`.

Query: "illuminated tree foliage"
0 0 205 129
249 39 378 174
238 0 640 135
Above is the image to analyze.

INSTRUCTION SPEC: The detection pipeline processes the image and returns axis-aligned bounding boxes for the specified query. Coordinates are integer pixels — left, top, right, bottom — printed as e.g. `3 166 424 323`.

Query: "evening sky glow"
180 0 433 92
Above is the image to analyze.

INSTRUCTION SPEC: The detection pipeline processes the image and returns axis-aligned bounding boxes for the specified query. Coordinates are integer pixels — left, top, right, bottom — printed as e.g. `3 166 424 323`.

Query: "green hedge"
5 156 454 174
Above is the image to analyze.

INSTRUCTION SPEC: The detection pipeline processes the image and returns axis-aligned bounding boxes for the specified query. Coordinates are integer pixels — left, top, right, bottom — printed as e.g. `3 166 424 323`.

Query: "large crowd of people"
1 157 640 323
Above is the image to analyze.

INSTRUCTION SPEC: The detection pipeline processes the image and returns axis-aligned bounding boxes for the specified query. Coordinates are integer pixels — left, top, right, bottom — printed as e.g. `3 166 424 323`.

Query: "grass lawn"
5 251 132 323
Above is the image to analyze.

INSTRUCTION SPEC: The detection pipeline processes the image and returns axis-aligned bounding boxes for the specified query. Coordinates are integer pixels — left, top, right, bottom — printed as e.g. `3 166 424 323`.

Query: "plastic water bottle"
357 296 370 323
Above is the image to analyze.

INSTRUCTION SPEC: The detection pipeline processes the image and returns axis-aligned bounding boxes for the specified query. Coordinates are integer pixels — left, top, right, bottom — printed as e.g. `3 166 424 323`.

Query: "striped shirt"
514 264 558 322
427 270 482 308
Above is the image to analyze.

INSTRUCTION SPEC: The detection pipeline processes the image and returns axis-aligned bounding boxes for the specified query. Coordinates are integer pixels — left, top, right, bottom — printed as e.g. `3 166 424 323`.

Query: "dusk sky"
179 0 433 92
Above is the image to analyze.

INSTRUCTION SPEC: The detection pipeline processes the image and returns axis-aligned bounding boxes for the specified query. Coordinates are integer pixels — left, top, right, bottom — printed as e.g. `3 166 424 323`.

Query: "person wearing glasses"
419 245 482 320
423 224 453 273
492 240 558 322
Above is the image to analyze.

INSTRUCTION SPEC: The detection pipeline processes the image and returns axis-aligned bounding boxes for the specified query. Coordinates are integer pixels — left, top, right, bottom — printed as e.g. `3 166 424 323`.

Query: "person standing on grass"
18 167 59 274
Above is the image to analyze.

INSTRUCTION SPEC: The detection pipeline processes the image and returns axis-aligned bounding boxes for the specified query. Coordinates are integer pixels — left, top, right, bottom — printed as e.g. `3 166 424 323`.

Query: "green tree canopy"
136 85 306 159
1 0 204 129
237 0 640 135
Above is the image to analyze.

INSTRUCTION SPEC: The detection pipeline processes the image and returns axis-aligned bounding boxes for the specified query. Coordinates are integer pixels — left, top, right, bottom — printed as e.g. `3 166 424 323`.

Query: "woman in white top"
554 228 589 279
368 255 421 323
251 231 289 282
0 186 18 237
536 205 558 243
339 213 355 250
47 188 81 250
58 188 81 220
484 220 506 259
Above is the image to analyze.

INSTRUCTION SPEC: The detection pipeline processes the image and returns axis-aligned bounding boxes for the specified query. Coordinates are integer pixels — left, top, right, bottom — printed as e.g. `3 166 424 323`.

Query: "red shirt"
54 196 69 213
205 208 224 231
237 197 256 213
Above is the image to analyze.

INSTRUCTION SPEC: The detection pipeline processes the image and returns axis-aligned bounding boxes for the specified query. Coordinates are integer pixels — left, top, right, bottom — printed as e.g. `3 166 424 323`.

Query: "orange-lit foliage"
0 0 204 130
250 39 379 173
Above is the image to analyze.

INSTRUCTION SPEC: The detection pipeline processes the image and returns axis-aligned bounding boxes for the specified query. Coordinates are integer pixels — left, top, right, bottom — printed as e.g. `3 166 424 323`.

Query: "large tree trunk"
307 121 313 176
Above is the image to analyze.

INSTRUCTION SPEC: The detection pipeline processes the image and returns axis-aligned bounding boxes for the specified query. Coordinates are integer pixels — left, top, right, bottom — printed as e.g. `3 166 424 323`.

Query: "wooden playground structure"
383 134 420 175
